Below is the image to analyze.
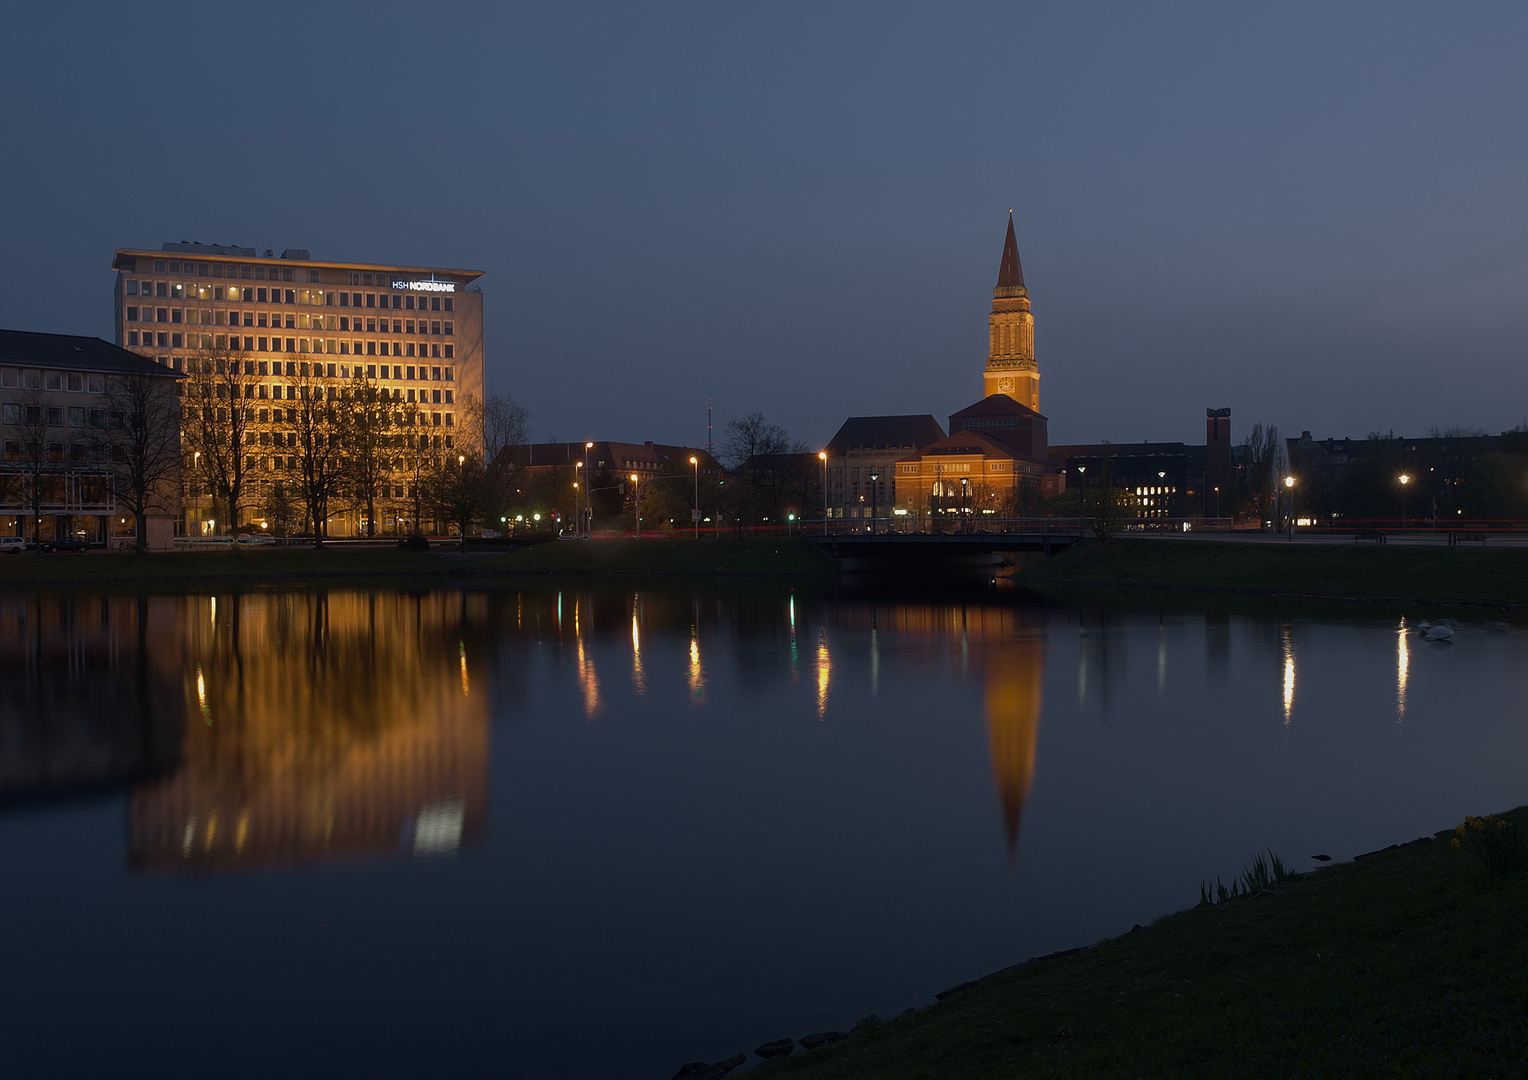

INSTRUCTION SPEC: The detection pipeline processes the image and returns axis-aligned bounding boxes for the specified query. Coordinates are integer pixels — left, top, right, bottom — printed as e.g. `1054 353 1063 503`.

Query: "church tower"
983 212 1039 411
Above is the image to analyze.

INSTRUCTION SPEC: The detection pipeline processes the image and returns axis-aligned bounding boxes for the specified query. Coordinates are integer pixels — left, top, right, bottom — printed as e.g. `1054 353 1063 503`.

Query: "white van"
0 536 25 554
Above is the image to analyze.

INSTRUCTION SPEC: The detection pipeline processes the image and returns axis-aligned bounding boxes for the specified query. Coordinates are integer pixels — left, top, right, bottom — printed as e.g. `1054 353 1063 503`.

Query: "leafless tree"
104 369 183 553
1241 423 1285 525
9 386 61 545
283 361 349 545
182 351 263 534
344 373 402 537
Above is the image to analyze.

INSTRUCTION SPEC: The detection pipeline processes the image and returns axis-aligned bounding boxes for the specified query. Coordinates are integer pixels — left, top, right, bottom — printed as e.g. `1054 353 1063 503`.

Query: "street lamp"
1399 473 1410 529
690 455 699 540
1075 465 1087 529
631 473 641 537
1213 485 1220 525
869 472 879 533
818 451 828 535
1283 475 1296 539
1157 469 1167 519
583 442 594 536
575 461 584 538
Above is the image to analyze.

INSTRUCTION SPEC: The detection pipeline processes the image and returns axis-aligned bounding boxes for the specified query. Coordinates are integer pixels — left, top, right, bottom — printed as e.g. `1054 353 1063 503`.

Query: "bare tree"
723 412 805 527
344 372 401 537
105 369 183 553
10 387 61 545
461 390 529 525
1241 423 1284 525
429 450 490 544
182 351 263 535
283 360 349 545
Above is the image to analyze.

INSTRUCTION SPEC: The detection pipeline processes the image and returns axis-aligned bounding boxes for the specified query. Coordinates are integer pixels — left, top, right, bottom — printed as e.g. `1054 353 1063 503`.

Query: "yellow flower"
1450 839 1461 849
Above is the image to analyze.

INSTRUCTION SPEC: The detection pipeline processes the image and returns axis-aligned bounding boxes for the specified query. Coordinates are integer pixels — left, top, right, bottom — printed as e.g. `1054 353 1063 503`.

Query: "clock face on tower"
998 378 1015 393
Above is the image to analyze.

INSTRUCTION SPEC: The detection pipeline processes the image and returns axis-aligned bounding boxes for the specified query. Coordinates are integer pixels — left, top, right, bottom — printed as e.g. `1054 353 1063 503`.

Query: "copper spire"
996 210 1025 289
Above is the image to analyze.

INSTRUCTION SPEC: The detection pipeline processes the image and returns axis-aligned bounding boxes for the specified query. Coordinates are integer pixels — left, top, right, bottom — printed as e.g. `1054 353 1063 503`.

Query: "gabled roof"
950 394 1045 421
0 329 183 378
899 429 1024 462
997 212 1025 289
826 414 946 453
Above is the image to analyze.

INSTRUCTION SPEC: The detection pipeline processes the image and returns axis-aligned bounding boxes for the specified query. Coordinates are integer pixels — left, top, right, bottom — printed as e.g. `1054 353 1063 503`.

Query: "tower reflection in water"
818 602 1044 856
129 591 489 872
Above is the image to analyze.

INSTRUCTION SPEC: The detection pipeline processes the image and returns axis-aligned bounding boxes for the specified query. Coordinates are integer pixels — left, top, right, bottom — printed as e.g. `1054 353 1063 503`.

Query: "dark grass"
756 807 1528 1079
1020 537 1528 608
0 536 836 589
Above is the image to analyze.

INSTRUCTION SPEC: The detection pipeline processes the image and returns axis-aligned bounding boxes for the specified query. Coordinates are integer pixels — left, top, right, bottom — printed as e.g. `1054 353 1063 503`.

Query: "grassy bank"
756 808 1528 1078
0 537 836 589
1020 537 1528 608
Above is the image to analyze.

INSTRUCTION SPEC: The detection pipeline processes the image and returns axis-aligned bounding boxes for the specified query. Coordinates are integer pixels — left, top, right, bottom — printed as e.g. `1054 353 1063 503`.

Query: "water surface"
0 584 1523 1078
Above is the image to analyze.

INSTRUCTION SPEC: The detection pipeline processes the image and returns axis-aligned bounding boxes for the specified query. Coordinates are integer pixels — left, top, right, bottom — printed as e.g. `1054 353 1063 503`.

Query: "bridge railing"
803 516 1233 537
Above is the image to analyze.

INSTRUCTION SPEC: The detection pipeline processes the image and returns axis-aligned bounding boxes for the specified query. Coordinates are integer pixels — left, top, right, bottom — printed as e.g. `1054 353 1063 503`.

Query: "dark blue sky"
4 2 1526 449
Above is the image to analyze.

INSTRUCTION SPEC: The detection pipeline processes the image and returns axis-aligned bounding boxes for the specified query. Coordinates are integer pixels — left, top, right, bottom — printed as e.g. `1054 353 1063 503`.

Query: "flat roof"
112 248 484 282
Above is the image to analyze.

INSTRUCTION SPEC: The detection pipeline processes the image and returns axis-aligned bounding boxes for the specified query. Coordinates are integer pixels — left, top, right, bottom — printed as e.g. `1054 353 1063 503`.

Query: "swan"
1422 623 1454 642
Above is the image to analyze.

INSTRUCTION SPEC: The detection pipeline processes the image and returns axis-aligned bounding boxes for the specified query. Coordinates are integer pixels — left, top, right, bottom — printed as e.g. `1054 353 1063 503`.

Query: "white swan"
1423 623 1454 642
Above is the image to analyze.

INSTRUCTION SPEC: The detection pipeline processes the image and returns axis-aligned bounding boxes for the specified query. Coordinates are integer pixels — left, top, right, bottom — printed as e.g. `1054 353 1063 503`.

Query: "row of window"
247 437 455 472
126 281 455 312
2 440 105 463
220 360 454 382
222 384 453 405
218 408 455 430
1 404 108 428
0 370 107 393
125 307 453 335
150 259 309 281
127 332 454 359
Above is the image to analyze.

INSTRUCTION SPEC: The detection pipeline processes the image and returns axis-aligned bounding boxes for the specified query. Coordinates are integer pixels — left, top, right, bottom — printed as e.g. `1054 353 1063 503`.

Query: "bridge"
805 524 1085 572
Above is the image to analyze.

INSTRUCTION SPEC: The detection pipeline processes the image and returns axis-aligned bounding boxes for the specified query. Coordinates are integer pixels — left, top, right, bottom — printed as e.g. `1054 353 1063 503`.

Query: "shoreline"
742 805 1528 1078
1015 536 1528 610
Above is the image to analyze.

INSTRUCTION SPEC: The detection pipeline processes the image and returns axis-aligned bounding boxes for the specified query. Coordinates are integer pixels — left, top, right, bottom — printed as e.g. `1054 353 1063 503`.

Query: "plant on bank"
1450 814 1528 878
1199 849 1295 905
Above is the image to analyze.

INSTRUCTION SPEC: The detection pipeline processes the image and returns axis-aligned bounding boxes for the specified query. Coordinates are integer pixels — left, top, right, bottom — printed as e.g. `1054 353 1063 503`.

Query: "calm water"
1 583 1525 1078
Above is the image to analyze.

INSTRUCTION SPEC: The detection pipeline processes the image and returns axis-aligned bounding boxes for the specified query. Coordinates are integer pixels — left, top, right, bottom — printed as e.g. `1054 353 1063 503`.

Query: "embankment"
1019 537 1528 608
753 807 1528 1078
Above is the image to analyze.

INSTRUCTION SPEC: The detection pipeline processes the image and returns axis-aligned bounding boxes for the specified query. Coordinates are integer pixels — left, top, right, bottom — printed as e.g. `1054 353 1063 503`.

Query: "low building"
823 414 945 520
0 329 184 547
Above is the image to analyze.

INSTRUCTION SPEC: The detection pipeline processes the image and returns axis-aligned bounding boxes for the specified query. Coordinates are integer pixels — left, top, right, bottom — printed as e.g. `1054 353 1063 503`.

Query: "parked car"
0 536 24 555
40 538 89 553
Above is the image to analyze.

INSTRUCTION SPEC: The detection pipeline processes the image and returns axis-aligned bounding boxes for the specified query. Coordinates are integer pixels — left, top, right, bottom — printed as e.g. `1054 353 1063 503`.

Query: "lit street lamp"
690 455 699 540
870 472 879 533
1399 473 1411 529
1283 475 1296 539
818 451 828 535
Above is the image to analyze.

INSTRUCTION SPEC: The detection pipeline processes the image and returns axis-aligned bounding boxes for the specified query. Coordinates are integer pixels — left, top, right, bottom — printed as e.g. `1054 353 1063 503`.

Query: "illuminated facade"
984 212 1039 411
109 242 486 535
891 217 1055 521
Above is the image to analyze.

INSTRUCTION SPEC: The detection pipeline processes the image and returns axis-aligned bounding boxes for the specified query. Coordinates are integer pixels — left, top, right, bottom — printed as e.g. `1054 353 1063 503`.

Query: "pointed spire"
996 209 1025 289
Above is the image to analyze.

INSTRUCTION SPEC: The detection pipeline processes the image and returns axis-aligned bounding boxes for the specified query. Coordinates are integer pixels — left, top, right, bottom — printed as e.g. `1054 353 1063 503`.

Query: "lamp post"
1157 469 1167 520
690 455 699 540
1283 475 1295 539
1399 473 1410 530
1075 465 1087 532
870 472 879 534
631 473 641 537
1213 485 1220 526
583 442 594 536
818 451 828 535
575 461 583 537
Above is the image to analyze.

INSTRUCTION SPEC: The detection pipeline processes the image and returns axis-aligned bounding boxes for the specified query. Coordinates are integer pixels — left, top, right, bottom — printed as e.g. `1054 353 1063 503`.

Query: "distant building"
0 329 183 547
504 440 722 530
110 242 486 536
1046 440 1205 519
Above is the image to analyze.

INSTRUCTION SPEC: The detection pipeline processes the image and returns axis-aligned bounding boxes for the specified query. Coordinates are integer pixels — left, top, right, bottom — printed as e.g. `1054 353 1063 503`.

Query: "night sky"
4 2 1526 450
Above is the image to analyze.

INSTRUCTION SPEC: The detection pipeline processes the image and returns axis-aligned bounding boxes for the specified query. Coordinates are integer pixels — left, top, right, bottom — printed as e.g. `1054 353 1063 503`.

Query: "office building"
110 242 486 535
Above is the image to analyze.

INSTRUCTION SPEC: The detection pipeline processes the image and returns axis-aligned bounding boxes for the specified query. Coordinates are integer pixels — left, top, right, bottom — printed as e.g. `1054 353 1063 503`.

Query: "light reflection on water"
0 586 1525 1079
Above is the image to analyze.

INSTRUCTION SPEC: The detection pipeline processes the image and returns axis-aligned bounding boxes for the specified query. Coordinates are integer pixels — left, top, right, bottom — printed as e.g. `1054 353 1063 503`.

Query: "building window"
443 298 453 313
443 345 454 359
127 331 139 346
